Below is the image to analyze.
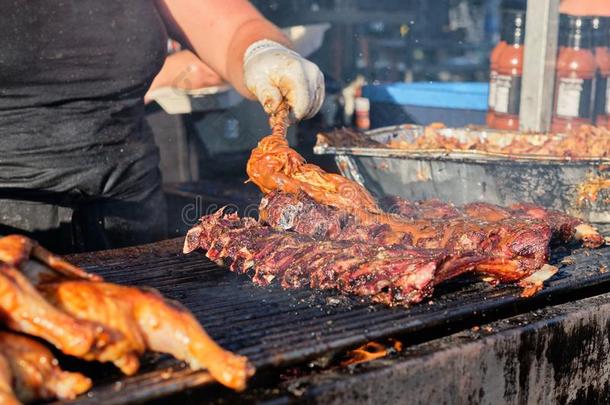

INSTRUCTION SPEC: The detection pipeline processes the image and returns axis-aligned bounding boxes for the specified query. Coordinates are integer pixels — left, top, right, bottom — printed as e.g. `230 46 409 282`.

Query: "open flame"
340 338 403 367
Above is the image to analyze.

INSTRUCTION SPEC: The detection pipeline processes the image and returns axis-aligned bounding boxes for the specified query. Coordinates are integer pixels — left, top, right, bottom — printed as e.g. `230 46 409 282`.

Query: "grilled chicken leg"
0 264 108 358
0 353 19 405
0 235 101 282
0 234 253 391
39 281 254 391
0 331 92 403
0 236 141 374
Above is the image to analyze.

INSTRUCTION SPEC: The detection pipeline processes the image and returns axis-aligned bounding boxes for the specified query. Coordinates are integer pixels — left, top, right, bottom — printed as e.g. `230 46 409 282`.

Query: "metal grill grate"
55 239 610 404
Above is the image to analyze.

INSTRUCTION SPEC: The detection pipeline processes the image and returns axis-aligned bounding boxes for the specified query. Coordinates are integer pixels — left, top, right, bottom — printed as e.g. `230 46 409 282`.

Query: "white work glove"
244 39 325 121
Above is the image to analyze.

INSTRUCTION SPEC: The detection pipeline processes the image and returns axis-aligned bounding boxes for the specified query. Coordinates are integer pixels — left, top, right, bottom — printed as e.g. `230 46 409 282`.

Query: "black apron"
0 0 168 252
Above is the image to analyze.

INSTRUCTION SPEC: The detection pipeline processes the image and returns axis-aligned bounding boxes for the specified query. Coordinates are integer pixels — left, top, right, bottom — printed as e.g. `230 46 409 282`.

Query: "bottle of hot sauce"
492 10 525 131
486 9 509 129
551 16 596 133
486 39 507 128
592 17 610 127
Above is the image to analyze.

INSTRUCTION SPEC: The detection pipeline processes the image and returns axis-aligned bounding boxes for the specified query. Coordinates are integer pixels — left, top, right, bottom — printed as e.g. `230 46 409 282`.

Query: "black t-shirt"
0 0 167 202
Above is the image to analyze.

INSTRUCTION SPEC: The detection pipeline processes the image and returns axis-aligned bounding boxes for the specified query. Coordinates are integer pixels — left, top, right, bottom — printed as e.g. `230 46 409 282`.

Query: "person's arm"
145 50 224 104
156 0 324 120
560 0 610 16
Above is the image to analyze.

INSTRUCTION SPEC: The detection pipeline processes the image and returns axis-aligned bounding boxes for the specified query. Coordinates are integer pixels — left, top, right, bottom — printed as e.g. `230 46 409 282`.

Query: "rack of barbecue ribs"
185 102 605 305
259 191 604 254
378 196 605 248
0 235 254 403
185 209 493 306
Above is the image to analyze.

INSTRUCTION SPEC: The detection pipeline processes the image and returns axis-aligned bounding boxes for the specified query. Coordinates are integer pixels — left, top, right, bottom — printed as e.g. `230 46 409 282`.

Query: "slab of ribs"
185 105 605 308
0 235 253 404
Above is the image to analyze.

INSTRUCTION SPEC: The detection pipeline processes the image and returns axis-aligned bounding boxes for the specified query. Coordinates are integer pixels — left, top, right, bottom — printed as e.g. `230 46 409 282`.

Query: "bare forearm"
145 50 224 103
560 0 610 16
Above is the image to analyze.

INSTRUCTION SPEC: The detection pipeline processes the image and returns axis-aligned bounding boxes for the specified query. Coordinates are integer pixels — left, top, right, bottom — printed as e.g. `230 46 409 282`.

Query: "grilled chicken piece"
247 104 381 215
0 234 252 391
0 353 19 405
0 331 92 403
0 264 111 358
0 235 100 282
0 238 138 375
39 281 254 391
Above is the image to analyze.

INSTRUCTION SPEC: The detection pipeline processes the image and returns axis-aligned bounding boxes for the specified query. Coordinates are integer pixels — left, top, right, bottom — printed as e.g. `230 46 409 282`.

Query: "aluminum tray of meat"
314 125 610 229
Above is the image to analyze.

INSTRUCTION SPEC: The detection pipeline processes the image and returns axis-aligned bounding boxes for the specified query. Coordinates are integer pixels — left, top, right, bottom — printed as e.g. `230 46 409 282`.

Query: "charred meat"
380 196 604 248
184 210 555 306
190 107 587 306
260 191 553 281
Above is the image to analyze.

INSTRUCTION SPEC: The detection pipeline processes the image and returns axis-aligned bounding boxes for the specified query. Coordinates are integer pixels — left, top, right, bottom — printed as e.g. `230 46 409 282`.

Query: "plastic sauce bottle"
486 40 507 128
592 17 610 127
354 97 371 130
551 16 596 133
492 10 525 131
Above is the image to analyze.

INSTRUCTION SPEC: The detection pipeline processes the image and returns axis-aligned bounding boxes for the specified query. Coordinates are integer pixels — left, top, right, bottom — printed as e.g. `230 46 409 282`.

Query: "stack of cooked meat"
0 235 252 404
318 124 610 158
185 109 605 308
186 209 484 305
185 191 603 306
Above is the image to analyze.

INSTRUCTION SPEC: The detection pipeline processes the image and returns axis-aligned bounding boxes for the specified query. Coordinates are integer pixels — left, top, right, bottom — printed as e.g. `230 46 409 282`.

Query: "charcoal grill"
49 238 610 404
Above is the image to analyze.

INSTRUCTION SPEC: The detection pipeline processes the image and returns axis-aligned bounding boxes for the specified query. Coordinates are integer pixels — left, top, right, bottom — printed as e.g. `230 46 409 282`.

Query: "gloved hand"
244 40 325 121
